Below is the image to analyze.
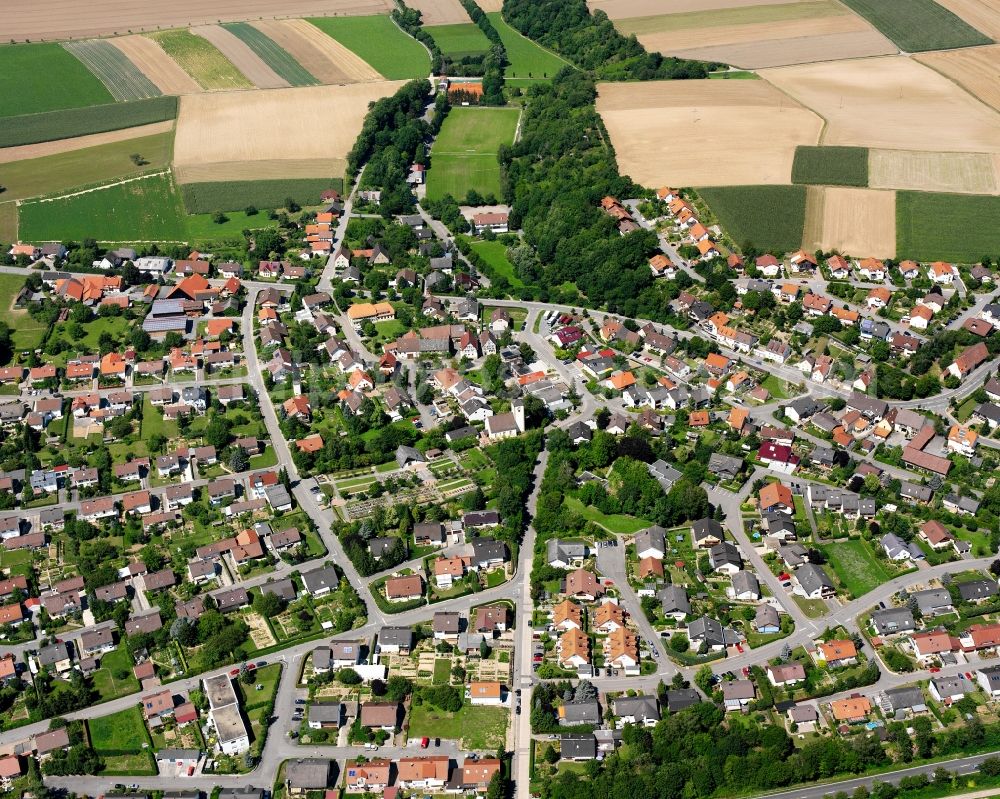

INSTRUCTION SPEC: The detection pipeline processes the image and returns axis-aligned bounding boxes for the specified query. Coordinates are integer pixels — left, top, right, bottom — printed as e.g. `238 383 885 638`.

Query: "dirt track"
192 25 289 89
596 80 822 187
252 19 382 82
5 0 393 41
111 35 202 95
0 121 174 164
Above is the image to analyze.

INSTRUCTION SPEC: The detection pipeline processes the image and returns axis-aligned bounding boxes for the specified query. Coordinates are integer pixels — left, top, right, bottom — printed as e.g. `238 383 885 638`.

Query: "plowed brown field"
111 35 202 95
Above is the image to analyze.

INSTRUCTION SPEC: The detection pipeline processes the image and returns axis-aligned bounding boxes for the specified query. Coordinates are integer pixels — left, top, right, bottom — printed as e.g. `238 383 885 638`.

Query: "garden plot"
759 56 1000 153
802 186 896 259
597 79 822 187
111 34 202 95
63 40 162 102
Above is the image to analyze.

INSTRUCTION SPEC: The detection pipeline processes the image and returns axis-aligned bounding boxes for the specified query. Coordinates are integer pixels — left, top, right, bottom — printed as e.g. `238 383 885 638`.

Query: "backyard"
820 538 895 598
407 703 507 750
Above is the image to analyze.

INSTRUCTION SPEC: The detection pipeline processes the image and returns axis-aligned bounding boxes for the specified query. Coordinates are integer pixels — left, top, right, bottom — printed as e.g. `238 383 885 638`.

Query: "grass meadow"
487 13 568 82
307 16 430 79
428 23 492 57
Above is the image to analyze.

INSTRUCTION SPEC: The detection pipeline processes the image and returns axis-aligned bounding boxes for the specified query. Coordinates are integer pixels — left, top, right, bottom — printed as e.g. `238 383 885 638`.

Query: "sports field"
427 107 520 201
0 130 174 201
19 172 188 242
0 43 114 118
428 23 493 57
487 12 569 81
897 191 1000 262
837 0 991 51
309 16 430 79
698 184 807 252
149 29 252 90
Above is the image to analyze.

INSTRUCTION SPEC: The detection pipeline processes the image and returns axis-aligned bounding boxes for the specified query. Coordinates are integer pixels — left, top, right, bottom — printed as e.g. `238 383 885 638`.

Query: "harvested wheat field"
589 0 803 21
869 149 999 194
193 25 289 89
173 81 404 182
668 30 895 69
916 45 1000 113
251 19 381 82
761 56 1000 153
0 121 174 165
111 35 202 95
933 0 1000 38
802 186 896 258
477 0 504 10
408 0 471 25
597 80 822 187
4 0 393 41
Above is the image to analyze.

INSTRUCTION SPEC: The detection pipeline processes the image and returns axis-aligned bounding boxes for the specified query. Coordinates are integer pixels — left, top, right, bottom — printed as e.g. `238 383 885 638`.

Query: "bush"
337 668 362 685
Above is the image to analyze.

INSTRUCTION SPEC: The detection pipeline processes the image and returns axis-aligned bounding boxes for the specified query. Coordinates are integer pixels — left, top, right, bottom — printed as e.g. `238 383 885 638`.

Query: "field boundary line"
18 170 171 205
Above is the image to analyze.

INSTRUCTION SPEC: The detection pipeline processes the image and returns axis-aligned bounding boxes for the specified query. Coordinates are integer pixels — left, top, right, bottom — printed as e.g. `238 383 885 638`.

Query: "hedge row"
0 96 178 148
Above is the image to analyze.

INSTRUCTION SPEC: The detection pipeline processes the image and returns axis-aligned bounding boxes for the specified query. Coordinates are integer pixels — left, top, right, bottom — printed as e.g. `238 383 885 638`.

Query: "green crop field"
185 210 280 242
428 23 492 57
222 23 319 86
149 30 252 90
427 107 519 201
820 539 893 598
838 0 991 51
307 16 430 79
63 40 161 102
897 191 1000 262
0 132 174 201
487 13 568 82
471 240 524 287
791 146 869 187
179 178 342 213
0 96 177 149
19 173 188 243
0 43 114 118
698 185 807 253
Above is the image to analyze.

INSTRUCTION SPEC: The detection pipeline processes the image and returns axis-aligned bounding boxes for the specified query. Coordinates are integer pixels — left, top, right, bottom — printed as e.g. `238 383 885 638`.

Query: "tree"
204 415 233 449
229 448 250 473
669 632 689 652
212 210 229 225
337 668 362 685
253 590 285 618
480 639 492 659
694 664 714 695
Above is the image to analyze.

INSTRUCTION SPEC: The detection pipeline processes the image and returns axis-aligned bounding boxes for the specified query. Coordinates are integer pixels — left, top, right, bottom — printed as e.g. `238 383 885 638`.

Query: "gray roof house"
687 615 741 650
796 563 834 599
285 759 333 791
559 700 601 726
958 579 999 603
301 566 340 597
547 539 588 569
613 695 660 727
634 526 666 560
913 588 955 617
560 734 597 760
665 689 702 712
658 585 690 619
708 453 744 480
692 517 724 548
730 570 760 600
884 686 927 716
870 607 916 636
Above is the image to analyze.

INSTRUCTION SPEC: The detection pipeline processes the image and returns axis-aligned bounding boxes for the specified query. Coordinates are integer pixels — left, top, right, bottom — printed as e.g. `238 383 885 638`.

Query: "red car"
929 667 941 673
421 737 430 749
247 663 257 671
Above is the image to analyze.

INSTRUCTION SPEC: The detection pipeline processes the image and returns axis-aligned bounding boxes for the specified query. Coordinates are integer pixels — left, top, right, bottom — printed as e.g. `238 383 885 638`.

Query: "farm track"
16 170 170 205
63 39 162 101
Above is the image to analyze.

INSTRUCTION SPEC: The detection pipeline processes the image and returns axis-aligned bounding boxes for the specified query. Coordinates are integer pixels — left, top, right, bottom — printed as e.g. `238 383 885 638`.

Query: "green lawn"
0 274 48 351
19 172 187 243
791 146 869 187
433 658 451 685
407 703 507 750
470 239 524 287
0 131 174 202
51 314 131 351
427 107 519 202
185 210 279 243
698 185 807 253
427 23 492 57
88 705 152 754
91 646 139 701
820 539 893 598
0 43 114 118
140 395 179 440
838 0 991 51
375 319 407 339
307 16 430 79
897 191 1000 262
487 13 569 82
565 495 651 534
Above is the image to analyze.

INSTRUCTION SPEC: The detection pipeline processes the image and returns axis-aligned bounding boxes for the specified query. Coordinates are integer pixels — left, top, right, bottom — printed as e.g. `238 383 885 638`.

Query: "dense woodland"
504 0 720 80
